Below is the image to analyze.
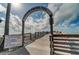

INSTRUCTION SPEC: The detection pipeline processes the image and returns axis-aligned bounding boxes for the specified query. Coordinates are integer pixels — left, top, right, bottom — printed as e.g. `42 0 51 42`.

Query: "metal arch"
22 6 54 55
22 6 53 22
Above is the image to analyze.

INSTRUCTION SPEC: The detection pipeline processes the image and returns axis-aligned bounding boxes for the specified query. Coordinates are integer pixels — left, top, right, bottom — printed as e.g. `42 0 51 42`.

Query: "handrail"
53 34 79 55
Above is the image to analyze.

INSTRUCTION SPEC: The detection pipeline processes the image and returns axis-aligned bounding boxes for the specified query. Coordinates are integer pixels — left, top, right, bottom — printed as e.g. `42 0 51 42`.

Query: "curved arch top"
22 6 53 22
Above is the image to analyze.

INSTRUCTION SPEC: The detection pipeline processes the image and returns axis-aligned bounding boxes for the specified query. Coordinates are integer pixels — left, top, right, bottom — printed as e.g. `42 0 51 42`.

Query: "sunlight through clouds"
0 3 79 35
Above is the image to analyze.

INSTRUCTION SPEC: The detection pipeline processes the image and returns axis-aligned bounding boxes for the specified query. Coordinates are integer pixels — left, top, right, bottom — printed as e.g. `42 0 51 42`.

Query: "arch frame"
22 6 53 22
22 6 54 55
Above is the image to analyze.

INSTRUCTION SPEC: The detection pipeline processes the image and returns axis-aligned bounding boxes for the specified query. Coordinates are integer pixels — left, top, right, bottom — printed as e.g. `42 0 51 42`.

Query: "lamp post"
4 3 11 35
0 3 11 50
4 3 21 36
3 3 11 50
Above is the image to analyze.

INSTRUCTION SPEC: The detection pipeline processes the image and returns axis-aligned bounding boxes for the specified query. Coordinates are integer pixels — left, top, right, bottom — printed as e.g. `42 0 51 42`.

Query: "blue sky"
11 3 48 19
1 3 48 19
0 3 79 34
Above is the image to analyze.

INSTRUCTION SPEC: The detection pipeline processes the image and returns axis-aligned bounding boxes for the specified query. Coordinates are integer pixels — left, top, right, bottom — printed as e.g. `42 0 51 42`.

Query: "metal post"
49 15 54 55
4 3 11 35
22 21 25 46
35 32 36 38
30 33 32 40
1 3 11 50
49 35 53 55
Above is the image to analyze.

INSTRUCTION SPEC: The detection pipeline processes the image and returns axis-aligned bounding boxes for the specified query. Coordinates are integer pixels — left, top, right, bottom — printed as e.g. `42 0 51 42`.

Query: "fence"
53 34 79 55
0 32 48 51
24 32 48 45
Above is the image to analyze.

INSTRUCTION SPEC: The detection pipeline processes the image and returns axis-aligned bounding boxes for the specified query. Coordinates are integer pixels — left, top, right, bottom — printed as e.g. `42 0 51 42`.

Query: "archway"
22 6 53 55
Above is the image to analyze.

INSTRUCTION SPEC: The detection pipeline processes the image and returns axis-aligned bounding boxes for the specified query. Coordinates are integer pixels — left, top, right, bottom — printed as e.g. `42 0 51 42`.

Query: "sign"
4 34 22 49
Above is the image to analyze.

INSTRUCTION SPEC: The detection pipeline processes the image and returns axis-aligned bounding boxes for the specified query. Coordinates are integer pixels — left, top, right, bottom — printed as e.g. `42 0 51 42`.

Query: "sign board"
4 34 22 49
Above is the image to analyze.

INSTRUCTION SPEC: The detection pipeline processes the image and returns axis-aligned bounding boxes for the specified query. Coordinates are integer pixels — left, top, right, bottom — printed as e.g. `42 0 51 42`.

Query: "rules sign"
4 34 22 48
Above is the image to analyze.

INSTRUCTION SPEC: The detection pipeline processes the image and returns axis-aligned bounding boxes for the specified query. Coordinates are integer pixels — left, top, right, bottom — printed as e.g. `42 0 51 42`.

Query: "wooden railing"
0 32 48 51
53 34 79 55
24 32 48 45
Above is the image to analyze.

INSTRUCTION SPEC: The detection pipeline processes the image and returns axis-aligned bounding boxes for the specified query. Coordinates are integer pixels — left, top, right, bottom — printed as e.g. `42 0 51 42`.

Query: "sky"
0 3 79 35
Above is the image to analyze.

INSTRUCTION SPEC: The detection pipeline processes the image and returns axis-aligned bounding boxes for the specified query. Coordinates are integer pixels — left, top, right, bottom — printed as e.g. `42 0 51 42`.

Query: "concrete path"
25 34 50 55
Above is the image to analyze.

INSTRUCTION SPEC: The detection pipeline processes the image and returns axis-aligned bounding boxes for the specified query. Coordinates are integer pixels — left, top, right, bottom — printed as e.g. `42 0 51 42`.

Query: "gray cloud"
0 3 79 34
48 3 79 33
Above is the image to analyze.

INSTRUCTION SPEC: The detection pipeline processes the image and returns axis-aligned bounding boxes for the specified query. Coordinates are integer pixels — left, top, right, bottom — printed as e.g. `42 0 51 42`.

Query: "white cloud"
53 4 79 26
0 4 5 12
24 13 50 33
48 3 63 15
0 4 22 35
0 4 50 35
0 3 79 34
18 3 79 34
48 3 79 34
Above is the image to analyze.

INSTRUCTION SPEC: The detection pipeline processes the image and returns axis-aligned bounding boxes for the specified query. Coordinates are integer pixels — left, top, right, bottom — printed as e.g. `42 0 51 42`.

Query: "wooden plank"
54 38 79 45
53 34 79 55
54 48 79 54
53 34 79 37
54 45 79 50
54 40 79 44
54 44 79 49
54 41 79 46
54 37 79 41
54 51 71 55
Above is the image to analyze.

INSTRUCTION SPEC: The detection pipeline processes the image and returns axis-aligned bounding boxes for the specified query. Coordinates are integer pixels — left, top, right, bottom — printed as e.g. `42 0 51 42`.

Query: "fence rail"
53 34 79 55
0 32 48 51
24 32 48 45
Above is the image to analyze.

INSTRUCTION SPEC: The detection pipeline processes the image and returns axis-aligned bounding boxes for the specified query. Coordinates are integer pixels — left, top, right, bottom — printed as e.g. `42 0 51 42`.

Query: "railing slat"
54 41 79 46
54 37 79 41
53 34 79 55
54 40 79 44
54 44 79 49
54 48 79 54
54 51 71 55
53 34 79 37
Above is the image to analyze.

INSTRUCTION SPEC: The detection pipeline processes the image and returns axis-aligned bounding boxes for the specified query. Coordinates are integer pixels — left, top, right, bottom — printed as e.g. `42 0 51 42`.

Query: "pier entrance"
22 6 53 55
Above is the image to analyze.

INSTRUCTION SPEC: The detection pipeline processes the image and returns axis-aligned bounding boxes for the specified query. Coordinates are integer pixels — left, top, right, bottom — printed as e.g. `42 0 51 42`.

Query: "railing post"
30 33 32 40
22 21 24 46
49 35 53 55
35 32 36 38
